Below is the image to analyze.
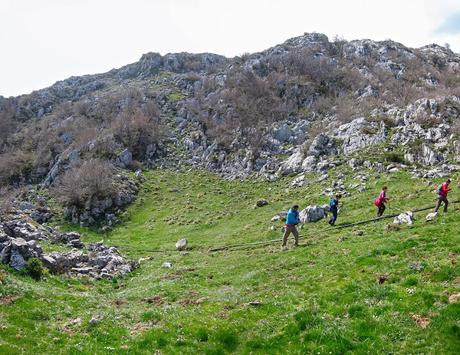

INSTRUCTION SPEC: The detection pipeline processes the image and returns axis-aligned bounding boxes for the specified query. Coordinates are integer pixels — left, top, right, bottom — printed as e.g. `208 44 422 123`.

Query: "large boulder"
299 205 330 223
272 123 293 143
0 236 43 271
278 150 304 175
115 149 133 168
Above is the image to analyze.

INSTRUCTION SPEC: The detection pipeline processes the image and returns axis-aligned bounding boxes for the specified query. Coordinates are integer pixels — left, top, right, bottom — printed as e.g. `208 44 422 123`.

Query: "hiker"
328 193 341 226
434 178 452 213
282 205 300 247
375 186 389 217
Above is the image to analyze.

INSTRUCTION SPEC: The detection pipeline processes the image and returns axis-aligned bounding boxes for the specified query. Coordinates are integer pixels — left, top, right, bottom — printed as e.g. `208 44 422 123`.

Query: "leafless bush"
0 151 34 184
311 96 335 115
111 107 165 159
52 159 116 208
0 100 17 148
199 69 287 156
0 186 14 214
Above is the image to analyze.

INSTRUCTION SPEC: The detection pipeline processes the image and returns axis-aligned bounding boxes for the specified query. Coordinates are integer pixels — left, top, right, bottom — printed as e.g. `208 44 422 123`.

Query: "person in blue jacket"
328 193 341 226
282 205 300 247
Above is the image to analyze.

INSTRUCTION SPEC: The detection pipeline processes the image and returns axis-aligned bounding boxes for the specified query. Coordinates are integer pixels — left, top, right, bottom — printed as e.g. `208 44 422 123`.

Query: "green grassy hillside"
1 169 460 354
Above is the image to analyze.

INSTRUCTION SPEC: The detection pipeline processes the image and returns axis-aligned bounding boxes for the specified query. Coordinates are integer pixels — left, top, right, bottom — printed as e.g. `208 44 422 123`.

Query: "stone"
10 250 26 270
299 205 330 223
426 212 437 221
393 212 414 225
278 149 304 175
175 239 188 251
40 255 57 272
71 267 93 274
255 199 269 208
272 123 292 143
162 261 173 268
307 134 337 157
116 149 133 168
334 117 386 155
291 175 307 188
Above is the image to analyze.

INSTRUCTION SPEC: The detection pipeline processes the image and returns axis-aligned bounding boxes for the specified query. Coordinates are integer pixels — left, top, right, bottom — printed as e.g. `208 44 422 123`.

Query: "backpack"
329 198 337 208
374 197 381 207
436 185 442 195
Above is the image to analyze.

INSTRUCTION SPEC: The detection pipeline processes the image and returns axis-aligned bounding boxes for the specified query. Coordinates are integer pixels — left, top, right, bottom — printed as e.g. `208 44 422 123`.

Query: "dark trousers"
377 204 386 217
329 207 338 226
434 196 448 213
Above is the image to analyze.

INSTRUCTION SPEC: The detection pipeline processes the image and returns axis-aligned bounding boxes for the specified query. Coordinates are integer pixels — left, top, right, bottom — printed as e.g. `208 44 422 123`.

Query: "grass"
1 168 460 353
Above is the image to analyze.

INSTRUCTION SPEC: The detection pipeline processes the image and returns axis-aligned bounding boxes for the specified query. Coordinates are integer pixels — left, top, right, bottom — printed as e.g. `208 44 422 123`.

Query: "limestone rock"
393 212 414 225
175 239 188 251
299 205 330 223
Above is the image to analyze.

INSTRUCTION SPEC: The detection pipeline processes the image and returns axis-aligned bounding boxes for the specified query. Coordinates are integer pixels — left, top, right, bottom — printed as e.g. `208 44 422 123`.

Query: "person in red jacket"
375 186 389 217
434 178 452 213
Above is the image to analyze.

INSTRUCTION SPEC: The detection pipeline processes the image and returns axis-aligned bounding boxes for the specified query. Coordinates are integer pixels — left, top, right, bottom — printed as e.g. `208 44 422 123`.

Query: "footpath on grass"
125 200 459 254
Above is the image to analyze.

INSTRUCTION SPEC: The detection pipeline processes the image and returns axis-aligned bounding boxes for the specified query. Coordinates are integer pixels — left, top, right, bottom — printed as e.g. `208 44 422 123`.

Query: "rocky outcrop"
405 144 444 166
307 134 338 157
0 213 137 278
334 117 387 155
64 174 139 226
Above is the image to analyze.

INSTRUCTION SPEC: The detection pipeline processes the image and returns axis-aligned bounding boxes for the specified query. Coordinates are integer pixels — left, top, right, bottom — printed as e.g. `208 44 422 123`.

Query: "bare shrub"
0 100 17 148
0 186 14 214
202 69 287 156
0 151 34 184
52 159 116 208
111 107 165 159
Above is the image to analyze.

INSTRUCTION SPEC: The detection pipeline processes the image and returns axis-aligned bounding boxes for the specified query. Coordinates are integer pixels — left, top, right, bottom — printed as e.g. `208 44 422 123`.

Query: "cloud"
436 11 460 34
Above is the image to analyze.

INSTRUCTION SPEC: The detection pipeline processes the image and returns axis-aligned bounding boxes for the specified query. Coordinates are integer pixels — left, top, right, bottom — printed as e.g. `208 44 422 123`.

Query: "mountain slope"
1 169 460 353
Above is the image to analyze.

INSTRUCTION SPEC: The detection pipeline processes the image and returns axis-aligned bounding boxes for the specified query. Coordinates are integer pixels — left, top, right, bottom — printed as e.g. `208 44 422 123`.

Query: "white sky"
1 0 459 97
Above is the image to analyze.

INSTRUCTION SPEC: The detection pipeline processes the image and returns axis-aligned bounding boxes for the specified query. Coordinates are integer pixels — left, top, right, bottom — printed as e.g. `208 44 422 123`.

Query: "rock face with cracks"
0 212 137 278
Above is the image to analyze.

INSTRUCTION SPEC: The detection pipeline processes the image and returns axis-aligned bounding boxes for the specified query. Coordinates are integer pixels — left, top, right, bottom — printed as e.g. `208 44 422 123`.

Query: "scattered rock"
162 261 173 268
255 199 269 208
291 175 307 188
409 262 424 272
175 239 188 251
248 300 263 306
89 317 100 326
425 212 437 221
393 211 414 225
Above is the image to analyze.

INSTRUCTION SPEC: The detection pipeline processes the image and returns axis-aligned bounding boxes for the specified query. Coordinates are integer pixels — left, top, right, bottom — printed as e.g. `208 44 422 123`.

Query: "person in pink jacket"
375 186 389 217
434 178 452 213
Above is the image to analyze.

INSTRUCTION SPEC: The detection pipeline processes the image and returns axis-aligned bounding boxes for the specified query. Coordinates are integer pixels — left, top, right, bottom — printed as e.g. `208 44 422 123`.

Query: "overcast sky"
1 0 459 97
